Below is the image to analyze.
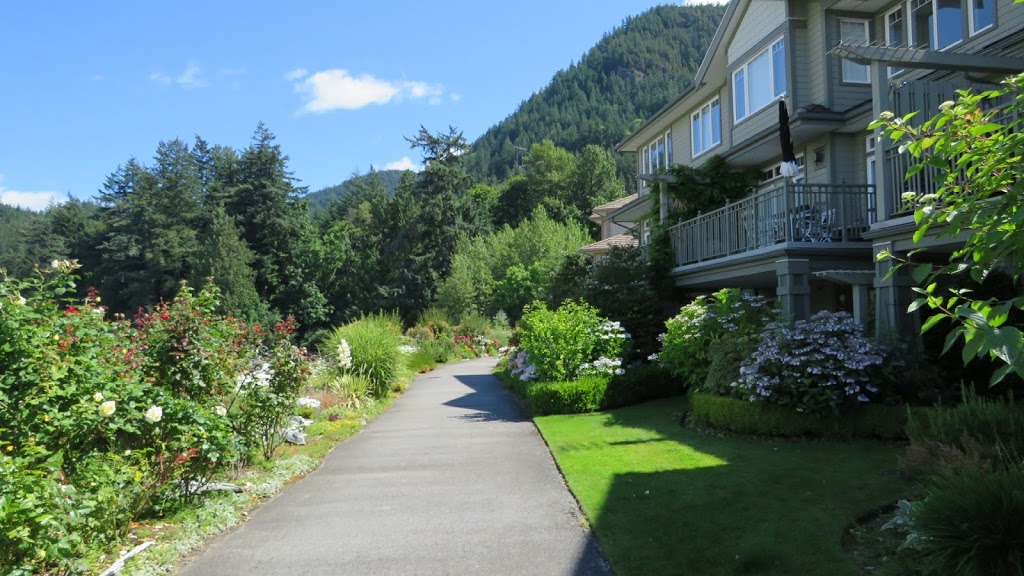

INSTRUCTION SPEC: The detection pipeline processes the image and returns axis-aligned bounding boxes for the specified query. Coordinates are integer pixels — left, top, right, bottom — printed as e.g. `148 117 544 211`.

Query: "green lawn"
535 397 908 576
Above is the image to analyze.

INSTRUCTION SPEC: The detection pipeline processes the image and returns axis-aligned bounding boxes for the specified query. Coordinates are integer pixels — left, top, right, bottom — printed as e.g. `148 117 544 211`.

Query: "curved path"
178 358 609 576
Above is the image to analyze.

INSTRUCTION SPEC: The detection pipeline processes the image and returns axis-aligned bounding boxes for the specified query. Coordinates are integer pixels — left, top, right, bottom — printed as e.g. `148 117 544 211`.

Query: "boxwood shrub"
687 391 928 439
602 363 686 410
525 376 610 416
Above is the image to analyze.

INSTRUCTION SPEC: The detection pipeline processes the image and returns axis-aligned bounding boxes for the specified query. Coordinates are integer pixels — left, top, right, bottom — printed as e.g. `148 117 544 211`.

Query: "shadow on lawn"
445 373 529 423
566 398 906 576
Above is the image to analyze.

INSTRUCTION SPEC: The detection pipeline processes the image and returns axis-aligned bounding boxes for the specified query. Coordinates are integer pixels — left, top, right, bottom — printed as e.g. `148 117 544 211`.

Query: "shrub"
702 334 759 397
419 337 458 363
893 465 1024 576
492 310 511 331
525 376 611 416
903 388 1024 476
602 362 686 409
687 392 918 439
418 306 454 339
455 311 491 338
660 289 777 388
406 350 438 373
517 300 629 382
324 314 402 398
735 311 885 414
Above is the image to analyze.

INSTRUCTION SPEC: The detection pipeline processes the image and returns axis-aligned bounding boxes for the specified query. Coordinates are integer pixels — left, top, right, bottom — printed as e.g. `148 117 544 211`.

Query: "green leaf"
911 263 933 284
908 298 928 313
942 326 964 354
921 313 945 334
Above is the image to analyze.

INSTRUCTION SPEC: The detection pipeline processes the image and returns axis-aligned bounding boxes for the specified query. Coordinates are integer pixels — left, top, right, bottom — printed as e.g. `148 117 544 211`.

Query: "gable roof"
589 194 638 223
578 233 639 255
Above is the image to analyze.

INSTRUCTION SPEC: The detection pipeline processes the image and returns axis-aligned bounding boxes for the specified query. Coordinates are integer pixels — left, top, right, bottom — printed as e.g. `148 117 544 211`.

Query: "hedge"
687 392 933 440
525 376 610 416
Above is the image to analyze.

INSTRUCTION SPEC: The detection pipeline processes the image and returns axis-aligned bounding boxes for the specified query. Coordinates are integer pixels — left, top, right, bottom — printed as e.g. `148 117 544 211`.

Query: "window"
911 0 963 50
759 155 805 184
642 219 652 246
691 98 722 157
969 0 994 34
733 37 786 122
840 20 870 83
885 7 905 76
638 130 672 188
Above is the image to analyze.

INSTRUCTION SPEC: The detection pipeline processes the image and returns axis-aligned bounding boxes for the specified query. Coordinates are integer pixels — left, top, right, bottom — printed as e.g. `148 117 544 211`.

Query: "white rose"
98 401 116 417
144 405 163 423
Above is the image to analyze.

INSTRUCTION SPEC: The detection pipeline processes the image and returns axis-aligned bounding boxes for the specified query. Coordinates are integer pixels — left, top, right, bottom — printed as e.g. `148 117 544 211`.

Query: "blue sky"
0 1 727 210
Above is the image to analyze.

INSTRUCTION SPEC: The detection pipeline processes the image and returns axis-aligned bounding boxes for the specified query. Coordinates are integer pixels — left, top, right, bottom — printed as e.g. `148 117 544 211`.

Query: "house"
579 194 639 259
615 0 1024 335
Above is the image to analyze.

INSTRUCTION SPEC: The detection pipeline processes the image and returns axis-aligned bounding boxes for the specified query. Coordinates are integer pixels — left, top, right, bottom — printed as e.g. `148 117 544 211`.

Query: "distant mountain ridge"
304 169 407 211
463 4 726 182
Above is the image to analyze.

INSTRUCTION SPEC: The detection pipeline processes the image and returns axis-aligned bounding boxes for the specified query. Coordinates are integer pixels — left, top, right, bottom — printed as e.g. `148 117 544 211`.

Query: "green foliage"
517 300 628 382
417 306 454 338
660 155 759 221
687 392 918 439
871 73 1024 385
904 388 1024 476
659 289 777 388
464 5 726 183
702 334 759 397
434 208 591 324
893 466 1024 576
525 376 612 416
581 246 666 359
406 350 438 373
326 314 403 397
601 362 685 410
454 311 491 338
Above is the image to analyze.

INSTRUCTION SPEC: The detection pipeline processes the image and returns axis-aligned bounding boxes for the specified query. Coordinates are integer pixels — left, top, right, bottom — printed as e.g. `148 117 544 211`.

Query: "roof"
578 233 639 255
588 194 638 223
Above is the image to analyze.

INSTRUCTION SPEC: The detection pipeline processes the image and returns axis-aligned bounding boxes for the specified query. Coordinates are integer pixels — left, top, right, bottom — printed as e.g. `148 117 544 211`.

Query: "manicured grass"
535 397 909 576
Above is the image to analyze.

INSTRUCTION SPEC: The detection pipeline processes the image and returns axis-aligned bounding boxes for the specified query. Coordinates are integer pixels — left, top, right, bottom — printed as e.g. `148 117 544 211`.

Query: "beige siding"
827 15 873 111
728 0 788 64
671 116 691 169
831 134 865 184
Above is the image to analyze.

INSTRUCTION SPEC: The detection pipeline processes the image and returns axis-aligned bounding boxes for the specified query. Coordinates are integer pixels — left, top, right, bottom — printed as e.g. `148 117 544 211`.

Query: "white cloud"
176 62 207 88
0 175 65 211
284 68 308 81
381 156 421 172
292 69 446 113
150 62 209 88
450 92 462 103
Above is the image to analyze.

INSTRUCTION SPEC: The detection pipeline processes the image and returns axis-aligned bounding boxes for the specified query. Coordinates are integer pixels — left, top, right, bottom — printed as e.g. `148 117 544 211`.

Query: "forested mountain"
304 169 406 211
463 4 726 182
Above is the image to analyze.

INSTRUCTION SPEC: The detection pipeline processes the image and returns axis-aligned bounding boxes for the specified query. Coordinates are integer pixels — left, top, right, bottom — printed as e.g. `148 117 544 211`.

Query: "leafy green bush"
517 300 628 382
602 362 686 409
687 392 919 439
455 311 491 338
407 350 438 373
892 466 1024 576
418 306 454 339
904 389 1024 476
419 337 459 363
525 376 611 415
736 311 885 414
702 334 759 396
660 289 777 388
324 314 402 397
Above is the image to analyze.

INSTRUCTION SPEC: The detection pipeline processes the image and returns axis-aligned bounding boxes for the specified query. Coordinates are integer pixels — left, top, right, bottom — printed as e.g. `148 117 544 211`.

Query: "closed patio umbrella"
778 100 799 179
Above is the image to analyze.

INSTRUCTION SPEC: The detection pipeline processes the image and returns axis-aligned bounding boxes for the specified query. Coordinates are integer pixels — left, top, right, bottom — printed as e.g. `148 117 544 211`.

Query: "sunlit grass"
536 397 908 576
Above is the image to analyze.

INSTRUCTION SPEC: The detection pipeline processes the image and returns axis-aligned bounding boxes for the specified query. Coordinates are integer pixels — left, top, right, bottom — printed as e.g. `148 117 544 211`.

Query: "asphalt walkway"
178 357 609 576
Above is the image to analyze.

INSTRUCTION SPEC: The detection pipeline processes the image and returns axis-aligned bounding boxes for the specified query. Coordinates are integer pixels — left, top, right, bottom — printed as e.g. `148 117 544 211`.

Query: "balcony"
668 183 876 267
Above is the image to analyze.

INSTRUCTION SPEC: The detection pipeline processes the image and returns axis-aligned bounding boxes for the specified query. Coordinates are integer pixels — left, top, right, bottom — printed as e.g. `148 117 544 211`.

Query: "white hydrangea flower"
215 405 228 416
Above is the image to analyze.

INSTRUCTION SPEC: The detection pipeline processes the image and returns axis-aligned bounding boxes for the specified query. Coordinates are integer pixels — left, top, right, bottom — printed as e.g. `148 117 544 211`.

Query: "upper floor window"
969 0 994 34
733 37 786 122
639 130 673 177
691 98 722 158
885 7 906 76
911 0 963 50
840 19 870 83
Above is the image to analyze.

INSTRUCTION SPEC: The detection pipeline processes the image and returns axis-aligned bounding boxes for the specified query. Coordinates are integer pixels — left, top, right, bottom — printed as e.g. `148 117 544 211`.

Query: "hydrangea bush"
659 289 778 387
734 311 884 414
516 300 629 382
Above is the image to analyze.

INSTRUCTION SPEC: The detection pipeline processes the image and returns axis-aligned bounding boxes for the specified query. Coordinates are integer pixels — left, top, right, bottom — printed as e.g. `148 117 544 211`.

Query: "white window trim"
840 19 871 84
732 36 787 124
759 154 805 185
637 130 672 192
866 136 877 187
885 6 906 77
968 0 995 35
690 97 722 159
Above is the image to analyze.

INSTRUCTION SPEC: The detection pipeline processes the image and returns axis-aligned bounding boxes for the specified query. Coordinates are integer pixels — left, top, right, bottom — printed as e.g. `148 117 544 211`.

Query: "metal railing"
668 183 876 267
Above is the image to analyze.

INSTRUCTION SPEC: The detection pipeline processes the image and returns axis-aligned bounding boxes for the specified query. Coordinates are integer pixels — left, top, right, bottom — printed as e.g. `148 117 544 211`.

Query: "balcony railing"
668 183 876 267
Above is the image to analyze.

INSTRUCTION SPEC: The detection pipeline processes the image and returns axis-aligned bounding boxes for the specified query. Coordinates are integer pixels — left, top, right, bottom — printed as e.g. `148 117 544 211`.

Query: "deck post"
776 258 811 321
873 240 919 339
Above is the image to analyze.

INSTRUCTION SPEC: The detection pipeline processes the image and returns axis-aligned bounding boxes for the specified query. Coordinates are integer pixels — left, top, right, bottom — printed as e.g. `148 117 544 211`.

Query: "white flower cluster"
578 356 625 377
236 362 274 392
509 349 537 382
296 397 321 409
594 321 631 341
397 344 418 354
733 311 883 413
337 339 353 370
